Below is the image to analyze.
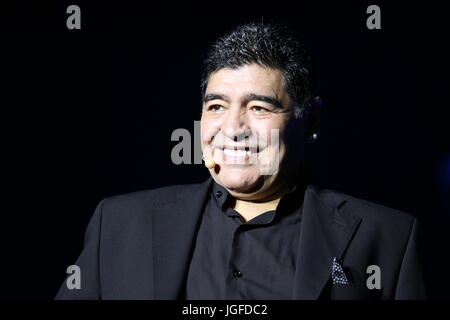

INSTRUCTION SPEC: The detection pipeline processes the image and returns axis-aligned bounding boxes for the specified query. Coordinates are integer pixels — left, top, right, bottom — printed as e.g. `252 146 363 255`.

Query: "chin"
215 166 261 192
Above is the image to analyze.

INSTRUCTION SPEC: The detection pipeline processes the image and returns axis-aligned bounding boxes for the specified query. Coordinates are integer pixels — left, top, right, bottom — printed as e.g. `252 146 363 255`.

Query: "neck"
232 197 282 222
227 165 305 222
230 181 294 222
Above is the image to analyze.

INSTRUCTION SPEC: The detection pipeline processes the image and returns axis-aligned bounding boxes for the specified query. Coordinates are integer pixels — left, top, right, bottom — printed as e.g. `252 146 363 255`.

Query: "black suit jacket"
56 177 426 299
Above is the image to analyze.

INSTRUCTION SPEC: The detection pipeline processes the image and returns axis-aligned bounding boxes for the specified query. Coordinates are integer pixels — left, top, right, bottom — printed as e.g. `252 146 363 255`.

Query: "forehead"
206 64 287 96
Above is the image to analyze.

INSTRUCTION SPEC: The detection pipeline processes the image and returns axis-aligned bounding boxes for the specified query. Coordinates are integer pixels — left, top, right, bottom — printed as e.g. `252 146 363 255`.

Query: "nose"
221 106 251 141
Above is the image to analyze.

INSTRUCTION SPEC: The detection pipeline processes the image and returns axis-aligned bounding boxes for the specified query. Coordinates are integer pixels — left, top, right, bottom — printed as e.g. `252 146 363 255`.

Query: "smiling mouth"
215 146 261 163
223 149 252 157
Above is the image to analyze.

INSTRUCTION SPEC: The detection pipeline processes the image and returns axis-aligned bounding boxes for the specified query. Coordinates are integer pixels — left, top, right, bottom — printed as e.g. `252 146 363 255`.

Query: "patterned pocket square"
331 257 350 284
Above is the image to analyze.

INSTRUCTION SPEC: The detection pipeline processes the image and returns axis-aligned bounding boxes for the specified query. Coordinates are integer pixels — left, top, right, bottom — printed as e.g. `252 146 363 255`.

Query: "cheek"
200 119 218 145
252 121 287 147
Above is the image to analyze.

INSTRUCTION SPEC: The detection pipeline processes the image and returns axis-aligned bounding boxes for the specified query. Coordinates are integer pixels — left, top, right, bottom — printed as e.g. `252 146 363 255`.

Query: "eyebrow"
203 93 284 109
203 93 230 104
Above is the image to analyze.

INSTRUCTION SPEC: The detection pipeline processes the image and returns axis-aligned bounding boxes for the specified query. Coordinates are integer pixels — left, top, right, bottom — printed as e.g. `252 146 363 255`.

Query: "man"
56 23 426 300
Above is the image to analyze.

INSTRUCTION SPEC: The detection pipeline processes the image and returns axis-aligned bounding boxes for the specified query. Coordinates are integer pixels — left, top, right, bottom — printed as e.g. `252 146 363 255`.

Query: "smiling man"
200 64 300 217
56 23 426 300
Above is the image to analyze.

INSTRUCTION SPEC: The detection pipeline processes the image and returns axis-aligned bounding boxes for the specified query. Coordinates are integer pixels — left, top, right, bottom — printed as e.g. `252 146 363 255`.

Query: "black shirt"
185 181 304 300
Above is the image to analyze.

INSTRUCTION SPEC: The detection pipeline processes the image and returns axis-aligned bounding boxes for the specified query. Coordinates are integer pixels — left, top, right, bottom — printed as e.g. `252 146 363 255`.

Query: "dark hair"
200 22 313 118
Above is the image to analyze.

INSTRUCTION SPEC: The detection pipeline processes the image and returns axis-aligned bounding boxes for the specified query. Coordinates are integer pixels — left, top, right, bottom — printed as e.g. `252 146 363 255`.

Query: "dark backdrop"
0 0 449 299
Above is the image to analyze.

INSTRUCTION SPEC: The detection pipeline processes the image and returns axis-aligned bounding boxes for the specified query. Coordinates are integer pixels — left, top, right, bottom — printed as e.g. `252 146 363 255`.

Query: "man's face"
200 64 300 201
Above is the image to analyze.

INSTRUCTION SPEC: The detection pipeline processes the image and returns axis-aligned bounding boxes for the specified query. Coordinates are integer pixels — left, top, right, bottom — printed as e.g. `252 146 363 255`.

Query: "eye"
207 104 225 112
251 106 269 113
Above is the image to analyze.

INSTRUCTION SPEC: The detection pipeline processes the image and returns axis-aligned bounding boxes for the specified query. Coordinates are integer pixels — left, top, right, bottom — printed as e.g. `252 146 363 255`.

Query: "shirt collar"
212 181 232 210
211 180 304 224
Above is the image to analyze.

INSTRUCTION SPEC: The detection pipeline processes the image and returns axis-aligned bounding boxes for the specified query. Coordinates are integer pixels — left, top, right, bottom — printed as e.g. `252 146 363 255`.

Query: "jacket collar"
292 185 362 299
152 177 213 299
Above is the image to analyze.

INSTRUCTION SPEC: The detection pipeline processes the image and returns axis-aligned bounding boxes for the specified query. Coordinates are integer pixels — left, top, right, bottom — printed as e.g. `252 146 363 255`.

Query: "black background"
0 0 449 299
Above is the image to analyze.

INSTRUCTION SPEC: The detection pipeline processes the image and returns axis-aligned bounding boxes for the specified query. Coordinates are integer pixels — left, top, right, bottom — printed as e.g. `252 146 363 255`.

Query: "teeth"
223 149 251 157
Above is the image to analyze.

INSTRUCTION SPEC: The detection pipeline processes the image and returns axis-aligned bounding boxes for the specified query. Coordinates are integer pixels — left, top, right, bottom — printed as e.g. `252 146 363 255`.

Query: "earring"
306 132 319 144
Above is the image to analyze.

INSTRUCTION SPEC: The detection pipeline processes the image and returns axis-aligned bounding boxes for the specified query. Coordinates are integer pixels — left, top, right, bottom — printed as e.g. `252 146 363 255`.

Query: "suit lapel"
152 177 212 299
293 186 362 299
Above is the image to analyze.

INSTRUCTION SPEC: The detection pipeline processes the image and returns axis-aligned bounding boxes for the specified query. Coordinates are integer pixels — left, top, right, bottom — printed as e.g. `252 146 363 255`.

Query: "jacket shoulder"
306 185 416 227
98 180 207 222
105 183 195 206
